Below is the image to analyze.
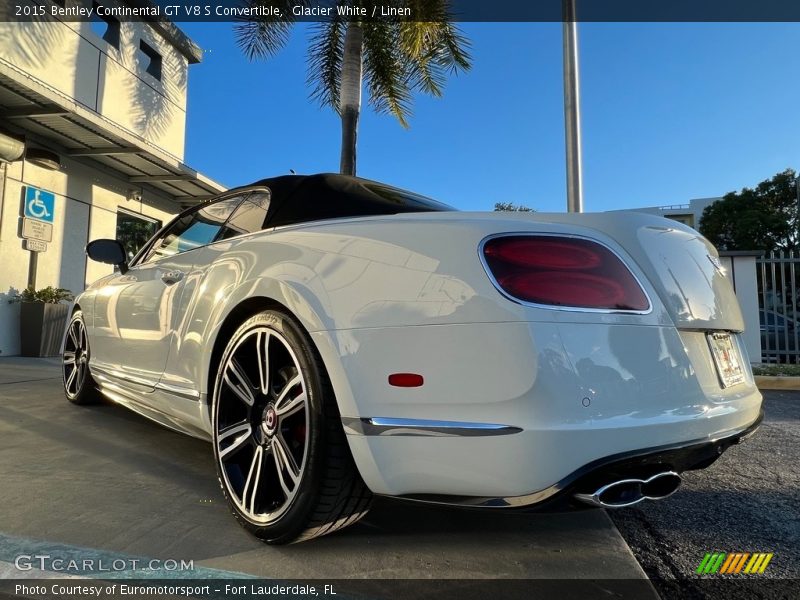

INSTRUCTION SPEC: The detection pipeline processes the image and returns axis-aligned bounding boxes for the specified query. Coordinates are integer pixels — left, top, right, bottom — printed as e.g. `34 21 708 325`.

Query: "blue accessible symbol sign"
24 186 55 223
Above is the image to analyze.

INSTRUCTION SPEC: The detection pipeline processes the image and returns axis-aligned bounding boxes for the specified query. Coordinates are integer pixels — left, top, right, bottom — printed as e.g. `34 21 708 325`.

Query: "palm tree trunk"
339 22 363 176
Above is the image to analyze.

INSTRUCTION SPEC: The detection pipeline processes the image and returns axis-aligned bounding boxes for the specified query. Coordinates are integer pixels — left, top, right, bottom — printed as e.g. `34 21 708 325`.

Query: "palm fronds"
234 0 305 60
362 19 413 127
235 0 472 173
307 18 346 112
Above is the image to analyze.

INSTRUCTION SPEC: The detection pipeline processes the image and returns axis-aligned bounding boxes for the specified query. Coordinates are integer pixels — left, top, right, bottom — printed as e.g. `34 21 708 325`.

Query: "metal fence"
757 251 800 363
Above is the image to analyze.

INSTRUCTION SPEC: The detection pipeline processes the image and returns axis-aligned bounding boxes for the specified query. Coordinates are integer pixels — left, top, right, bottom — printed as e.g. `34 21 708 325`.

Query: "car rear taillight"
482 235 649 311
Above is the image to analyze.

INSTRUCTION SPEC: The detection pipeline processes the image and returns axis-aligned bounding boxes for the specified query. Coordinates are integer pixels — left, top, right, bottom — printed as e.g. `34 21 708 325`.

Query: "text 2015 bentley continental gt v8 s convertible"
64 174 763 543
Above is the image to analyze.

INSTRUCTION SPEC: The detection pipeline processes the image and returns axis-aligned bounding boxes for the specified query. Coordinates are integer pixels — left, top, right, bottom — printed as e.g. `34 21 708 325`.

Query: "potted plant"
8 286 74 357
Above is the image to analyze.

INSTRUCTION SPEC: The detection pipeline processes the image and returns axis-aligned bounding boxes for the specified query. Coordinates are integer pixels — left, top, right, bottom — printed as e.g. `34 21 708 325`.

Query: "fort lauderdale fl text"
15 583 336 597
36 2 412 18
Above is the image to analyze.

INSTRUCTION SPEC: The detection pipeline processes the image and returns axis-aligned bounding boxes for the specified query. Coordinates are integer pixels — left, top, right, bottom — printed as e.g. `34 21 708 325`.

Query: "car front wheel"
62 310 100 405
212 309 371 544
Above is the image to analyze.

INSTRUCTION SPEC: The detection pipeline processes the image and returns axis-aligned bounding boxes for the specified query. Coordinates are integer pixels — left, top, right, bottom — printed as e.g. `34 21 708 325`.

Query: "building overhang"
0 61 225 208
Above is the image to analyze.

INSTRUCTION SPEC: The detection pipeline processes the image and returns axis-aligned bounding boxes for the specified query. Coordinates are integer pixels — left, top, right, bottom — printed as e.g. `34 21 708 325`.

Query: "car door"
157 191 272 397
91 195 246 390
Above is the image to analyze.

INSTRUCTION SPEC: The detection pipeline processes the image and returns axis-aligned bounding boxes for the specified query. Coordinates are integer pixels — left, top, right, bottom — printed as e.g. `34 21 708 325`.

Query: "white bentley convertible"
64 173 763 543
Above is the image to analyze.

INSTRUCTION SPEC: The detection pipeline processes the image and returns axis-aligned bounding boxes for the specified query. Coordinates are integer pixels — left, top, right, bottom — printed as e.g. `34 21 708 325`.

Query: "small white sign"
21 217 53 242
24 239 47 253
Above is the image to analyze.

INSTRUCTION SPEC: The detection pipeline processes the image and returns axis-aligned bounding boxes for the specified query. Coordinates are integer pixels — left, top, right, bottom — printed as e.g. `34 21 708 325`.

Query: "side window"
219 192 271 240
144 196 244 263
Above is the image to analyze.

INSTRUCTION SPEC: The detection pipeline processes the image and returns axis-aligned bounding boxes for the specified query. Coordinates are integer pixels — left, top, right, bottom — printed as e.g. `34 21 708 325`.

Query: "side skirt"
92 366 211 441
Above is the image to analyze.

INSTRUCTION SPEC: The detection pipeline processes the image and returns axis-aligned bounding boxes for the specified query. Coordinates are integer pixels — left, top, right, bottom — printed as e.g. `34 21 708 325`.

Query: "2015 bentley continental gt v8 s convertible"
64 173 763 543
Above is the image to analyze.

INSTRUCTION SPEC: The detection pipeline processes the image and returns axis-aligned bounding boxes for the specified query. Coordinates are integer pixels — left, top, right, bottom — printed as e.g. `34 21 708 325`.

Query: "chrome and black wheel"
212 310 371 544
63 311 100 405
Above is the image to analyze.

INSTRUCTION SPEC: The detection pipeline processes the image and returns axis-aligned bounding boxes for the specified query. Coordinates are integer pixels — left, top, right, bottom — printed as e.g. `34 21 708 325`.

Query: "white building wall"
0 156 177 356
629 197 719 230
0 3 189 158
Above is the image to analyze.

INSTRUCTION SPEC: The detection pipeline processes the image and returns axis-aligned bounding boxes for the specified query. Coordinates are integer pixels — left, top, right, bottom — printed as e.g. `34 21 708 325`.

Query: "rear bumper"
316 320 763 498
394 409 764 510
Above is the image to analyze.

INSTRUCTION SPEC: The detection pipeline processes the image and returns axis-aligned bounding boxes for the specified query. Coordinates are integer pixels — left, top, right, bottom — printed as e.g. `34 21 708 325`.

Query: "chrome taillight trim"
477 232 654 315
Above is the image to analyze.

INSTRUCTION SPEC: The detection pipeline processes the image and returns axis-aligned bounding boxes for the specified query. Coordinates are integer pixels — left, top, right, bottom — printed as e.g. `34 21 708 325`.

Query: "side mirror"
86 239 128 274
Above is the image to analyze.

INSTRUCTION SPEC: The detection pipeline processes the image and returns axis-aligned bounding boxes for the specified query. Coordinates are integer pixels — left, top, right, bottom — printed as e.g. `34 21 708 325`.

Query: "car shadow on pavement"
0 396 215 486
0 381 641 580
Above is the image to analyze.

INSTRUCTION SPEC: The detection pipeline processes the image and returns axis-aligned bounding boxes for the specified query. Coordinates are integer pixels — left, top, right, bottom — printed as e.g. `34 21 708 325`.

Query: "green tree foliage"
235 1 471 175
699 169 798 252
494 202 534 212
116 214 159 260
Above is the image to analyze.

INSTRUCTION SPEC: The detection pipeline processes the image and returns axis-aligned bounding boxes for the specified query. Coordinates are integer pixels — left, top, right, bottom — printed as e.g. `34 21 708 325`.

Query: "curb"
754 375 800 390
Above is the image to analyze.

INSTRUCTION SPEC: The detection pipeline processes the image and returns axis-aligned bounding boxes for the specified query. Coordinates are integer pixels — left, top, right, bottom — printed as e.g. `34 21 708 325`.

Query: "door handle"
161 270 184 285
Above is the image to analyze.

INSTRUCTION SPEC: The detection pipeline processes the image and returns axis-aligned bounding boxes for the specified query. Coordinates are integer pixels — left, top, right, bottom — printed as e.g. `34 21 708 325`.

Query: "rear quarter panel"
171 213 674 421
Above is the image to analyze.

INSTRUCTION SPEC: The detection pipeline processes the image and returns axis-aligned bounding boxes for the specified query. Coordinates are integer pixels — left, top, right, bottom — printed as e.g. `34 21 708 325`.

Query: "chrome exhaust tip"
574 471 682 508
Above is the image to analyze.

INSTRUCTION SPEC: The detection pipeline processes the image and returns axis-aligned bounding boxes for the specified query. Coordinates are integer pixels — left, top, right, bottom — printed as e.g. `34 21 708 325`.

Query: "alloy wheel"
63 317 89 398
215 327 310 524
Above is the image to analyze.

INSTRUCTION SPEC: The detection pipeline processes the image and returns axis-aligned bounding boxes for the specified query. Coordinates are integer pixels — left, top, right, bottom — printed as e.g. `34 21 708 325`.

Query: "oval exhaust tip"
574 471 682 509
642 472 682 499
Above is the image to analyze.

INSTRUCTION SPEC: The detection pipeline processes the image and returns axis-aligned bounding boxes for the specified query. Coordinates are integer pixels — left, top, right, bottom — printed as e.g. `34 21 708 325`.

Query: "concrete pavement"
0 356 61 385
0 357 655 596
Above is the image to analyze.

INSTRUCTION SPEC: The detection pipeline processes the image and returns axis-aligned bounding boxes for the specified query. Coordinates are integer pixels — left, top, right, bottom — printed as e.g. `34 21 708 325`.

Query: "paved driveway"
612 391 799 600
0 357 653 599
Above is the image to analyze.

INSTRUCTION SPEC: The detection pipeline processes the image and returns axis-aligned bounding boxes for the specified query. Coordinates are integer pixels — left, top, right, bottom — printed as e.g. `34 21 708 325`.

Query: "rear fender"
200 277 359 423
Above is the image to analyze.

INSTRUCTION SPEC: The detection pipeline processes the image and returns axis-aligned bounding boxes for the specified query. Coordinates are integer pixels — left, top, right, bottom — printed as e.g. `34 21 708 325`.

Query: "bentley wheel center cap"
262 405 278 437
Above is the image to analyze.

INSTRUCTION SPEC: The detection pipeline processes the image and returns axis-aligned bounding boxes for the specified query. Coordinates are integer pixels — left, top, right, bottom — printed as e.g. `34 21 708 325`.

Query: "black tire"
212 309 372 544
62 310 101 405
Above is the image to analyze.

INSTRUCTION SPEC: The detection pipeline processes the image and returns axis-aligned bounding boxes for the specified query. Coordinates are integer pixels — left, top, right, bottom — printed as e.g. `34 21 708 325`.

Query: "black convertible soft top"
251 173 455 228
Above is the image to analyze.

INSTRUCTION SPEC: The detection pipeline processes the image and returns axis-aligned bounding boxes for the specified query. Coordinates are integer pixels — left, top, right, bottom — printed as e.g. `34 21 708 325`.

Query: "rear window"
268 176 454 228
219 192 271 240
359 183 454 212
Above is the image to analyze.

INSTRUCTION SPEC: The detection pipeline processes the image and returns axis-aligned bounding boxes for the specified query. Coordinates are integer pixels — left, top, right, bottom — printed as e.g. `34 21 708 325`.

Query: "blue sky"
179 22 800 213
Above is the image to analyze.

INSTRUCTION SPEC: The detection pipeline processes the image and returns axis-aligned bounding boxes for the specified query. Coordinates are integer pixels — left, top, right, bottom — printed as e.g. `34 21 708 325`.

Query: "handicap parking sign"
24 186 55 223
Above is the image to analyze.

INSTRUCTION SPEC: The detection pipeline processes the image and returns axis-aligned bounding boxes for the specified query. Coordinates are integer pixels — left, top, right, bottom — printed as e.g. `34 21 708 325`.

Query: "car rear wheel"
212 310 372 544
62 311 100 405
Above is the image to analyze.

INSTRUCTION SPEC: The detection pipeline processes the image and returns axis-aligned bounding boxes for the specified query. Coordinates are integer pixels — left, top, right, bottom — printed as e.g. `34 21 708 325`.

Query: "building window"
117 210 161 262
138 40 163 81
91 3 120 49
667 214 695 228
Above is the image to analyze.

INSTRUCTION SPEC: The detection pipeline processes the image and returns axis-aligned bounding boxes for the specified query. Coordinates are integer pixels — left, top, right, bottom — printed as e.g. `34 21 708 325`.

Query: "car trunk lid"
515 211 744 332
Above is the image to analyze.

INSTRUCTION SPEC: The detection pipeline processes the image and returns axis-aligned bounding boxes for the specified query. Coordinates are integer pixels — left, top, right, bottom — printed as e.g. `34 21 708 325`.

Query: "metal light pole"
563 0 583 213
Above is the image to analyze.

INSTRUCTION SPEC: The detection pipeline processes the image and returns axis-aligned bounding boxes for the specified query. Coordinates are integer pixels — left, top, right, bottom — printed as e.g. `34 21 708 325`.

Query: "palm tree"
236 1 471 175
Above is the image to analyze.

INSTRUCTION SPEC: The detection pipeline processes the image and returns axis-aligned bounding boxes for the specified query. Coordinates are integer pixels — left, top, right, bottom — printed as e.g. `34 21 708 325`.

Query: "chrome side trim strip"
92 364 201 402
91 364 157 390
154 381 201 402
341 417 522 437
